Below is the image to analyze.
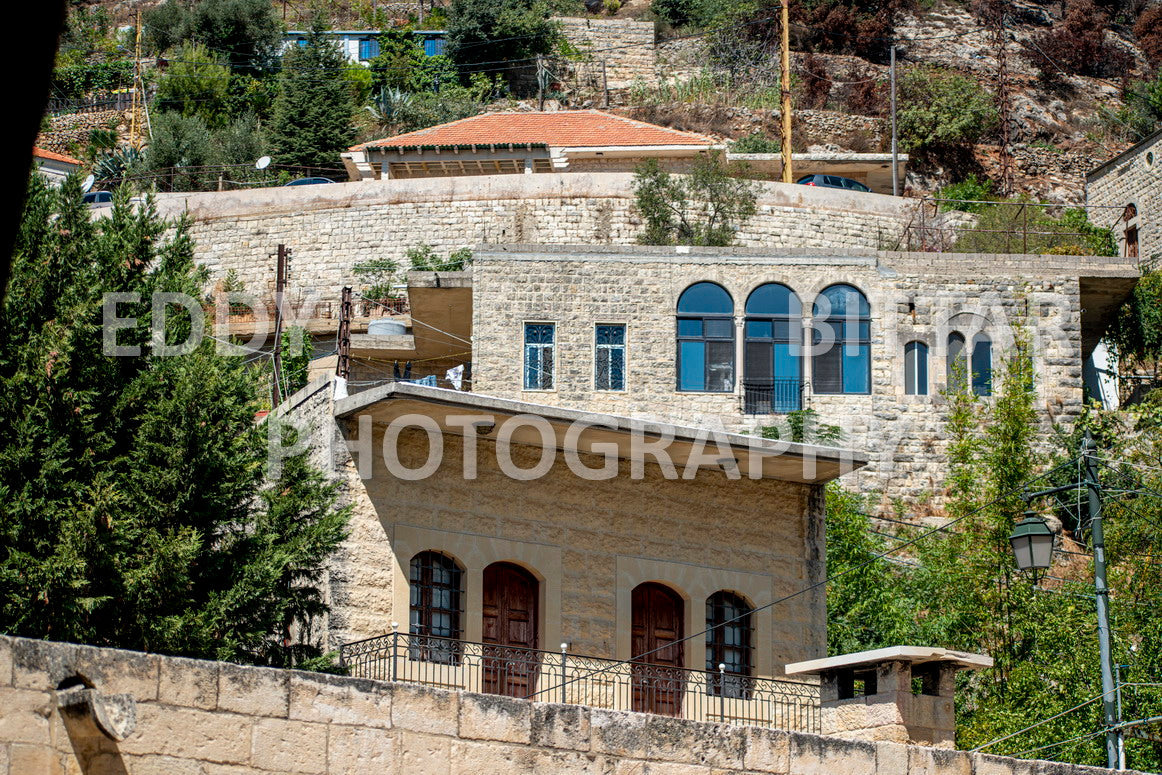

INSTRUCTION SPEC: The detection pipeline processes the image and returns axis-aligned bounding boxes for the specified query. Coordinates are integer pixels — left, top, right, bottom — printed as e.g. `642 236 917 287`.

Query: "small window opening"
911 664 941 696
836 668 878 699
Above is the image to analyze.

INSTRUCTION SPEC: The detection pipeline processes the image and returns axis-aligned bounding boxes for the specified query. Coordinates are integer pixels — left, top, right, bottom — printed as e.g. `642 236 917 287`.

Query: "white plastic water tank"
368 319 407 336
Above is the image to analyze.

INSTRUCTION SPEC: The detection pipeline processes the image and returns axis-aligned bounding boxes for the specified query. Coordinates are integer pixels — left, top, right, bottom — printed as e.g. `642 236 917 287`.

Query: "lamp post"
1009 432 1120 769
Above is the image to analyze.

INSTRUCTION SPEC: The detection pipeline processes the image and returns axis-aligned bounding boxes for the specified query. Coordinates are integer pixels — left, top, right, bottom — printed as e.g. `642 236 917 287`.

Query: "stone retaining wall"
0 635 1144 775
557 17 658 88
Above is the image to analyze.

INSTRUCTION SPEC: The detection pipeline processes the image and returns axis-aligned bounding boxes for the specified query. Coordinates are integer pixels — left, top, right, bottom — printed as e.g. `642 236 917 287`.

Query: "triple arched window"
676 281 873 397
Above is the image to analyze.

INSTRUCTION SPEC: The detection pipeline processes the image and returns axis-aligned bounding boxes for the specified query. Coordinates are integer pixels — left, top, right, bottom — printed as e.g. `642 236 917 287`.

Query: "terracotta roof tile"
351 110 715 151
32 147 83 166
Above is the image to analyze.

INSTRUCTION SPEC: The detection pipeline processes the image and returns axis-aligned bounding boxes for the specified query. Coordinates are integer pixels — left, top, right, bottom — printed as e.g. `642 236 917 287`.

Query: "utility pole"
986 2 1014 197
130 8 142 148
779 0 793 184
1083 432 1120 769
537 55 545 111
336 286 352 380
890 44 899 197
271 244 290 407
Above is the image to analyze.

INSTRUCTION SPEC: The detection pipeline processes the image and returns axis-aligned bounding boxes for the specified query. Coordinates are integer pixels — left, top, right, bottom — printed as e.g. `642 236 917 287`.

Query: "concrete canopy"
785 646 993 676
333 381 866 484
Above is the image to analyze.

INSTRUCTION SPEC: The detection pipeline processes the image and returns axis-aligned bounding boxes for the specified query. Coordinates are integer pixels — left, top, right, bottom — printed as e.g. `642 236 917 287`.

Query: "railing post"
390 621 398 683
719 663 726 722
560 643 568 705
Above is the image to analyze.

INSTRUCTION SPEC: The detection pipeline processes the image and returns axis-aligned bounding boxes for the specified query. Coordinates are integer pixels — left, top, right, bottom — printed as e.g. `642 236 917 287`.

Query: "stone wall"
0 634 1145 775
149 173 918 307
470 246 1136 504
556 17 658 89
36 109 137 156
1087 130 1162 265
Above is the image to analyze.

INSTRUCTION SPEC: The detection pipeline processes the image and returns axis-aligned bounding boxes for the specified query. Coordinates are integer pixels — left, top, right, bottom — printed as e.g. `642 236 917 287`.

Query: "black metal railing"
742 379 804 414
339 631 820 732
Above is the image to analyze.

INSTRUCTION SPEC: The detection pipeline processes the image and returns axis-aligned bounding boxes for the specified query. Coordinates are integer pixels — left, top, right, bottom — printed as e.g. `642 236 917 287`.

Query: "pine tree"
269 22 356 170
0 176 349 666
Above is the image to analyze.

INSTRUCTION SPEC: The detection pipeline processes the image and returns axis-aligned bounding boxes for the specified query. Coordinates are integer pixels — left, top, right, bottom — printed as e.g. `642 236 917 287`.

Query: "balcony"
742 379 804 415
339 632 820 733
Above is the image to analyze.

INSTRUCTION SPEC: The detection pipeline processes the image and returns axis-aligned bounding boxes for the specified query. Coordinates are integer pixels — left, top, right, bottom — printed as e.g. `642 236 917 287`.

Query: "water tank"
368 319 407 336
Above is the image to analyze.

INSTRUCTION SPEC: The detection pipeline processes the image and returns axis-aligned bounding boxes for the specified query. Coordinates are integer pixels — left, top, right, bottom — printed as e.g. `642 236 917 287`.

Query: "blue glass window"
744 283 802 413
812 284 871 395
971 334 992 396
595 324 626 391
676 282 735 392
524 323 554 390
947 332 967 392
905 341 929 395
359 38 380 60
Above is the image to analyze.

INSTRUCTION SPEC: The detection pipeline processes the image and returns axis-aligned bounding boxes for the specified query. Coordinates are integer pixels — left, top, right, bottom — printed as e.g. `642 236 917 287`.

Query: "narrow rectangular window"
524 323 554 390
595 324 626 391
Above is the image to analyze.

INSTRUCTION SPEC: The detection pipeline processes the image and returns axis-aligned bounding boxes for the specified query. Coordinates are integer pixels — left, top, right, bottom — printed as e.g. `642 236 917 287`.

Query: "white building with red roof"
32 147 83 185
341 110 719 181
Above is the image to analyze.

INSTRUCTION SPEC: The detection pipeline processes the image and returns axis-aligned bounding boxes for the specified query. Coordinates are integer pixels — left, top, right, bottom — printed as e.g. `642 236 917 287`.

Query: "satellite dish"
81 175 96 193
255 156 272 170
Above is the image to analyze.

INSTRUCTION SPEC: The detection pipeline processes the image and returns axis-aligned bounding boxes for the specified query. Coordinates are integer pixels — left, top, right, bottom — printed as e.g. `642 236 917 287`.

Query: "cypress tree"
269 22 356 170
0 176 349 666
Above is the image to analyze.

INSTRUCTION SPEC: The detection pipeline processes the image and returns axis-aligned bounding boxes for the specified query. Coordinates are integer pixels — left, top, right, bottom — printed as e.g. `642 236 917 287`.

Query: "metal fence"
339 631 820 732
742 379 804 414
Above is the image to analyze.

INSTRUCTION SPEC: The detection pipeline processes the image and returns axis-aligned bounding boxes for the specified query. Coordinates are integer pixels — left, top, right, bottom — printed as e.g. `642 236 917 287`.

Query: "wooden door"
482 562 539 697
631 582 685 716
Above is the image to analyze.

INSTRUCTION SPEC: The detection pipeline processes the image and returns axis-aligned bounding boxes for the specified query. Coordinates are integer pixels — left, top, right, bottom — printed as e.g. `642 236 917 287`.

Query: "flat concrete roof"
785 646 993 676
334 381 866 484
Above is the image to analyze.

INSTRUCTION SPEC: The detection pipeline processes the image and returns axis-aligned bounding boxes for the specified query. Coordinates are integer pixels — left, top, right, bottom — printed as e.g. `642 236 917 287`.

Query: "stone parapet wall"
149 173 917 306
0 634 1143 775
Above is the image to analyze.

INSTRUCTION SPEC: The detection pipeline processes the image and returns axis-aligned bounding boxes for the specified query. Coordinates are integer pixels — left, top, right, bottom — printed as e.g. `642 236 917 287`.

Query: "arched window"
744 283 802 412
947 332 967 392
812 284 870 394
971 333 992 397
676 282 734 393
706 591 753 699
904 341 929 396
410 551 464 663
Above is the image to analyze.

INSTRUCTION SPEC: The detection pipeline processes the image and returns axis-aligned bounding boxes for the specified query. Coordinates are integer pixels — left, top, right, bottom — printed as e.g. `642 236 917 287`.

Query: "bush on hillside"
1134 4 1162 67
1030 0 1134 78
446 0 564 91
937 175 997 212
729 133 781 153
155 43 233 128
144 0 282 73
897 67 998 152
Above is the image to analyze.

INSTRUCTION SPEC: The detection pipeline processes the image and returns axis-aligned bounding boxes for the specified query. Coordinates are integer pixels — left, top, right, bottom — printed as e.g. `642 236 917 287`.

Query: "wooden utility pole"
130 8 142 148
271 244 290 407
336 286 352 380
537 55 546 111
890 44 899 196
779 0 793 183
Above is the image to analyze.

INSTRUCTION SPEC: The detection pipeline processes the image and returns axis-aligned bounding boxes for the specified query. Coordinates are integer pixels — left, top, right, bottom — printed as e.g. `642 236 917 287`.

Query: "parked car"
83 190 114 205
796 174 871 193
284 177 336 186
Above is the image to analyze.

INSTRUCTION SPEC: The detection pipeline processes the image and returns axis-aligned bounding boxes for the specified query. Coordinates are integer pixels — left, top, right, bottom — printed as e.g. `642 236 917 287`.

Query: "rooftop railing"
339 631 820 733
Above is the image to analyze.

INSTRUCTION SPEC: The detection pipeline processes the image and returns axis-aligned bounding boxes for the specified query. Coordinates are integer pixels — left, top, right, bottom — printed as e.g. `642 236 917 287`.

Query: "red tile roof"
33 147 83 166
352 110 715 151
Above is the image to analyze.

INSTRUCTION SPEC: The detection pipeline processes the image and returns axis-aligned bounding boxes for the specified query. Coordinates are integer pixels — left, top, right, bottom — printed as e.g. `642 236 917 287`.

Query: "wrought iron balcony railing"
338 632 820 733
742 379 804 414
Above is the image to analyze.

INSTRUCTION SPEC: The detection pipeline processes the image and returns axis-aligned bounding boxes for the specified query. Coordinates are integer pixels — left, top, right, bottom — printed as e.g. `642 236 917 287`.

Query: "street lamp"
1009 511 1055 580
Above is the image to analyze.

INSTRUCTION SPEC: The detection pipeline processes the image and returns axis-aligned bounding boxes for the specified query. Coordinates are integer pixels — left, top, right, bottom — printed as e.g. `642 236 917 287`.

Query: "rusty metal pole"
780 0 793 183
271 244 287 407
337 286 352 380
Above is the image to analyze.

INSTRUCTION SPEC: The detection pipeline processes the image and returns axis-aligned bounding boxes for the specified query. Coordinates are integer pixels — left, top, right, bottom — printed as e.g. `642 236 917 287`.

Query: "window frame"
705 591 754 699
523 322 556 392
358 38 380 60
675 282 736 394
743 283 803 413
904 340 929 396
971 333 993 397
811 284 872 395
594 323 628 392
409 550 465 664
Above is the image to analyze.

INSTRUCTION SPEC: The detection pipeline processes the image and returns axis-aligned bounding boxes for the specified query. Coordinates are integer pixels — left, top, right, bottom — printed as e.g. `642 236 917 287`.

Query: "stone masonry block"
644 715 746 770
158 656 218 710
451 738 539 773
876 741 909 774
0 637 12 687
531 702 591 750
117 704 251 764
116 754 207 775
398 730 451 775
743 727 790 774
590 709 654 758
289 671 392 728
0 689 54 746
217 662 289 718
789 732 876 775
11 639 79 691
392 682 459 736
72 643 160 702
457 691 532 744
9 743 62 775
251 717 328 774
975 753 1035 775
327 725 397 775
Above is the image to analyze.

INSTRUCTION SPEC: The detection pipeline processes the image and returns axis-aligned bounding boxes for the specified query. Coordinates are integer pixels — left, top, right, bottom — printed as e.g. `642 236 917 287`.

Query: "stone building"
342 111 717 181
283 375 862 726
1086 127 1162 265
470 245 1139 501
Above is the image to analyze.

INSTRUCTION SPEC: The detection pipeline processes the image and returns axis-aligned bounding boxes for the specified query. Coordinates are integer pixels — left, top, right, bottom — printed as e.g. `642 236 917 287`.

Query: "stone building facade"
1086 128 1162 265
471 246 1139 503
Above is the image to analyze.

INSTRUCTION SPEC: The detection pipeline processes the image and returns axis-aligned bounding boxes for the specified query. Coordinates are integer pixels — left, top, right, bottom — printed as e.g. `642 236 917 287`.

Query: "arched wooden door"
482 562 539 698
631 582 685 716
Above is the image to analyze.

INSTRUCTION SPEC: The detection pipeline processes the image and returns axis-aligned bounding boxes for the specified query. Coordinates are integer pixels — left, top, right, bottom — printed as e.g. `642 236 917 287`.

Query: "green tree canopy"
155 43 233 127
269 25 357 170
145 0 282 73
633 154 759 246
446 0 563 89
897 66 998 152
0 176 348 666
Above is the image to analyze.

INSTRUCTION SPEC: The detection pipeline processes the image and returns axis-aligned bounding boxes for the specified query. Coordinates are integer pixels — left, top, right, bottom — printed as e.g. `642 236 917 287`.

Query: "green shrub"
51 60 134 98
353 257 401 300
936 175 996 213
446 0 563 91
633 152 758 247
154 43 233 127
729 132 781 153
897 67 997 152
952 204 1116 256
